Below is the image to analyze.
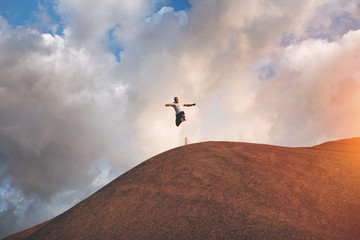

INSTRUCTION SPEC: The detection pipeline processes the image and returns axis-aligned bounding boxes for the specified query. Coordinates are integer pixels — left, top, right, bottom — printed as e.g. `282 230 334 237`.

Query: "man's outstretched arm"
184 103 196 107
165 103 174 107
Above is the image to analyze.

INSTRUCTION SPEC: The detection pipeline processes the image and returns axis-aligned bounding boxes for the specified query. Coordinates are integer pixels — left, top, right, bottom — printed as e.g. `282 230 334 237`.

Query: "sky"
0 0 360 237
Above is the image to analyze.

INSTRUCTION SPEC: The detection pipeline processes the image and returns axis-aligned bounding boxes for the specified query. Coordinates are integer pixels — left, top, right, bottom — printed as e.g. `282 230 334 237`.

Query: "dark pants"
176 111 185 126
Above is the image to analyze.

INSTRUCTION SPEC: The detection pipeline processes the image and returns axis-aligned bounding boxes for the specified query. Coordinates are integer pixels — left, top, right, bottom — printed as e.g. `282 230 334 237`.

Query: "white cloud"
1 0 360 238
56 0 156 49
256 30 360 145
0 27 126 236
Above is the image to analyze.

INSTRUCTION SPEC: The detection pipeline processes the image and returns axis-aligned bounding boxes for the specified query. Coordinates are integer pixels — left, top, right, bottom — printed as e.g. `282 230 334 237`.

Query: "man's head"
174 97 179 103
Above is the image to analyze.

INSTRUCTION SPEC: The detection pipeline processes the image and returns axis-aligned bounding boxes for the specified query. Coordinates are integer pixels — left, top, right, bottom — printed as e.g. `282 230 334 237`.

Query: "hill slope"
6 138 360 239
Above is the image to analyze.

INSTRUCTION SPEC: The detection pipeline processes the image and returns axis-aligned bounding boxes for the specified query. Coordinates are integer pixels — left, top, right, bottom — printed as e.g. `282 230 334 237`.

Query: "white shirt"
172 102 184 115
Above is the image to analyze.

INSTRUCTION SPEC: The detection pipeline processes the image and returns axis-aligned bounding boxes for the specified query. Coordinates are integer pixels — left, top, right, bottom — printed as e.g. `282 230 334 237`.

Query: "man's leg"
176 113 182 126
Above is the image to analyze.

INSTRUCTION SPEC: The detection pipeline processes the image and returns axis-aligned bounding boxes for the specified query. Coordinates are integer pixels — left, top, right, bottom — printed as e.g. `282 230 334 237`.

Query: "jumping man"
165 97 196 126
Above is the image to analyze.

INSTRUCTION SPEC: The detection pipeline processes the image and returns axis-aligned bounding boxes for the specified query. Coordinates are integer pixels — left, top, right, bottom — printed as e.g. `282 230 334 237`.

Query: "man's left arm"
184 103 196 107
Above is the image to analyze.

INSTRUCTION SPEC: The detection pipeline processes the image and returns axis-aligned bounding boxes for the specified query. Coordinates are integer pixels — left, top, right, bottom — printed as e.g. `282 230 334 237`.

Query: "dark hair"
174 97 178 102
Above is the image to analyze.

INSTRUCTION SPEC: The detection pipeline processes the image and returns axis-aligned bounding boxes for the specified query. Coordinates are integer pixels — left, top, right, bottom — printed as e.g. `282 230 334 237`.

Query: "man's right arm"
165 104 174 107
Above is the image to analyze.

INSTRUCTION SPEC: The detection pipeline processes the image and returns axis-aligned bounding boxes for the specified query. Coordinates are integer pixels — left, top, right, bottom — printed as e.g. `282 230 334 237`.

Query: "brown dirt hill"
313 137 360 154
3 220 51 240
6 138 360 239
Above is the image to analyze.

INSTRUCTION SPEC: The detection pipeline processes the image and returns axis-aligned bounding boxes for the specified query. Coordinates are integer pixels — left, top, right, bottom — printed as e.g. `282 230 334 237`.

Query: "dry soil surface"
4 138 360 239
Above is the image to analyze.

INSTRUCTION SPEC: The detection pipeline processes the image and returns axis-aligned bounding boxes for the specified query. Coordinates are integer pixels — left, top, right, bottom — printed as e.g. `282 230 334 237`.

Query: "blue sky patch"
155 0 191 12
0 0 63 35
258 65 275 81
0 0 39 27
106 26 123 63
